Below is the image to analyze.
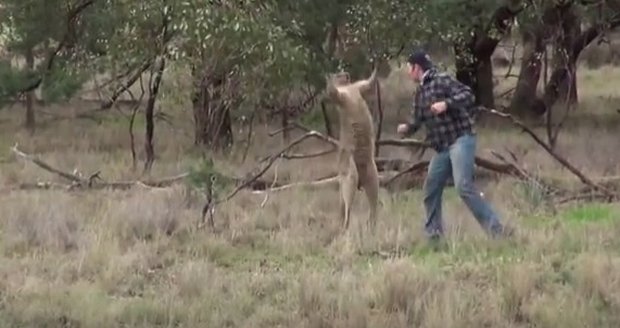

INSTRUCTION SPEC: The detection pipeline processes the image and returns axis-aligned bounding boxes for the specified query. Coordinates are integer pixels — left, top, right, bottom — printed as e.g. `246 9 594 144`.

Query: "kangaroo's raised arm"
352 67 377 93
325 72 350 103
326 78 341 102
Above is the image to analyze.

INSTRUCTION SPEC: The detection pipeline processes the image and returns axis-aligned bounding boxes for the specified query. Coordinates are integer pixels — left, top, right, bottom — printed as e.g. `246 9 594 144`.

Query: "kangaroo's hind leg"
340 156 358 230
360 161 379 231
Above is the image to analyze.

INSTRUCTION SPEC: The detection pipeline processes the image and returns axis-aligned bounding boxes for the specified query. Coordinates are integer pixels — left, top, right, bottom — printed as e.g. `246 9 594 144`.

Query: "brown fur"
325 68 380 231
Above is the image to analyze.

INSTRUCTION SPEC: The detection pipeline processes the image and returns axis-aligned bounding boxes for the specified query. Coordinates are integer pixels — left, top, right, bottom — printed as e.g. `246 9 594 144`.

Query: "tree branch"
18 0 97 94
100 60 153 110
480 107 617 199
376 138 430 148
10 144 188 190
217 131 330 204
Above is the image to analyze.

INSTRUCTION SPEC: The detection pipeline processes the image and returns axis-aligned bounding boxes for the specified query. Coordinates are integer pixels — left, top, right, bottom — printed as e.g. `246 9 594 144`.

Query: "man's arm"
406 100 424 136
438 74 476 112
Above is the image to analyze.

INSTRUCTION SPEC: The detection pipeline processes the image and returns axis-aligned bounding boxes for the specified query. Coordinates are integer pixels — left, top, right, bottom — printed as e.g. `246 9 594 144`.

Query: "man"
397 49 509 240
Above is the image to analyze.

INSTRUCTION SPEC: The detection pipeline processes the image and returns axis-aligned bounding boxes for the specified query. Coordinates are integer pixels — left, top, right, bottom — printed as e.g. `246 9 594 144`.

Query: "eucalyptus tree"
0 0 96 131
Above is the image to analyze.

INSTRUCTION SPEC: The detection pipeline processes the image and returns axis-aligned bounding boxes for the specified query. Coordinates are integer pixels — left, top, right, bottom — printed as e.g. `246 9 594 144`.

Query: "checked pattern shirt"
407 68 478 152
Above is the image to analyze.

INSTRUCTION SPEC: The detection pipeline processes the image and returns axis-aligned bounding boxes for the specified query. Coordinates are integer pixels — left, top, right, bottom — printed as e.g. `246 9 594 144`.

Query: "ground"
0 62 619 327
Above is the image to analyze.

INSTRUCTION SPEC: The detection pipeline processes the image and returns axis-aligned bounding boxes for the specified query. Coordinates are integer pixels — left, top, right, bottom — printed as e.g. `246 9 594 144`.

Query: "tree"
0 0 95 132
164 0 313 151
509 0 620 117
423 0 524 109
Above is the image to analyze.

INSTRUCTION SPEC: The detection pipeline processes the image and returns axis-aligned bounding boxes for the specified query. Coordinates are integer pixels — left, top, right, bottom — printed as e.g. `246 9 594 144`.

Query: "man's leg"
449 134 504 237
423 150 452 238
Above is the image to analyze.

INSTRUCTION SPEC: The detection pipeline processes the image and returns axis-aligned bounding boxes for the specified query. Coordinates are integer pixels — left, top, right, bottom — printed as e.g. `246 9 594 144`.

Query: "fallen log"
10 144 191 190
8 144 277 193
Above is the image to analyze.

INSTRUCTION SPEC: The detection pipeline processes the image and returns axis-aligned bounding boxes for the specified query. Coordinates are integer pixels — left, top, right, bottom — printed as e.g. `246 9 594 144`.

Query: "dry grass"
1 61 620 327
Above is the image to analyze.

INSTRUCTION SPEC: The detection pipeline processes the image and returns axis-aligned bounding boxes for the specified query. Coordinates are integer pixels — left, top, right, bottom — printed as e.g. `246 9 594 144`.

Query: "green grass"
562 203 619 224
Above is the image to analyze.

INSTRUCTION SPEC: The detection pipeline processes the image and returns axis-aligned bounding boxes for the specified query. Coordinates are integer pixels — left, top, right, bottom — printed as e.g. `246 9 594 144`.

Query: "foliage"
0 0 66 53
0 60 32 107
186 158 235 196
40 62 89 103
0 0 76 101
0 0 507 107
1 0 619 147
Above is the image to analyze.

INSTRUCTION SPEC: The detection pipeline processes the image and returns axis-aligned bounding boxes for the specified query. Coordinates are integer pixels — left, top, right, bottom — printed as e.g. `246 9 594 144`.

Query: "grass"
1 60 620 327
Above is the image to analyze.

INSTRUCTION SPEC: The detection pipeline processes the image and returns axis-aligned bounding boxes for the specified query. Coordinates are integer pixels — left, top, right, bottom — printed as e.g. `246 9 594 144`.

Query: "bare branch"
218 131 330 203
269 121 340 148
11 144 83 183
384 160 429 185
10 144 188 190
250 176 340 193
376 138 430 148
280 148 337 160
100 60 153 110
480 107 618 199
260 157 282 207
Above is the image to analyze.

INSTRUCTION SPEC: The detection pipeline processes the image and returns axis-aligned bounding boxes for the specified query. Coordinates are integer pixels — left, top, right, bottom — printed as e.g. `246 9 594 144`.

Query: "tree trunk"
191 68 234 151
454 42 476 91
454 37 497 109
475 57 495 109
452 4 523 109
549 6 581 107
539 16 620 112
320 100 334 138
509 30 545 117
143 57 165 174
547 59 577 106
24 48 35 133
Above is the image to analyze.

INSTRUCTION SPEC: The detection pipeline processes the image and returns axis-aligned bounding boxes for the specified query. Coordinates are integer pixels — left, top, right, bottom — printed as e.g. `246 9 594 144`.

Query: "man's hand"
430 101 447 114
397 124 409 137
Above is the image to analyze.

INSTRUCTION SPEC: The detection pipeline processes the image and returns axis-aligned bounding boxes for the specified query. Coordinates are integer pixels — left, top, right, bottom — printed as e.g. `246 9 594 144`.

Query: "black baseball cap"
407 49 433 70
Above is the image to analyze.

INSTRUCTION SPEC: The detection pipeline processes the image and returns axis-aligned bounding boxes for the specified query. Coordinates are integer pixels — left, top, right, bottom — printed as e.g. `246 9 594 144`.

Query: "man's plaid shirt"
407 67 478 152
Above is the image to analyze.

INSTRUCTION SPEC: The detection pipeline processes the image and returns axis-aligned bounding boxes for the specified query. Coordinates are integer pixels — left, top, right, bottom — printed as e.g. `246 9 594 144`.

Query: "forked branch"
218 130 332 203
480 107 617 199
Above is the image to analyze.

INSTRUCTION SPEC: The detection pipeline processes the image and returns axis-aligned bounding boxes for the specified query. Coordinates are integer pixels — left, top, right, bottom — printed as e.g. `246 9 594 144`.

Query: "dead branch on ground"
216 130 330 204
258 116 618 205
376 138 430 148
384 160 429 185
250 175 340 193
9 144 189 190
280 148 337 160
480 107 618 200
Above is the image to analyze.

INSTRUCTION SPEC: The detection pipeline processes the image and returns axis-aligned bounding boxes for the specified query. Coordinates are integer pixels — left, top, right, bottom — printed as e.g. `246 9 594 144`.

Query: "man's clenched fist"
397 124 409 137
430 101 447 114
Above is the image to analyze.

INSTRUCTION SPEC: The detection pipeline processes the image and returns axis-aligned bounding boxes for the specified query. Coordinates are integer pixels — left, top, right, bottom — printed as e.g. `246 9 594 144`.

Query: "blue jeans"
423 133 504 238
